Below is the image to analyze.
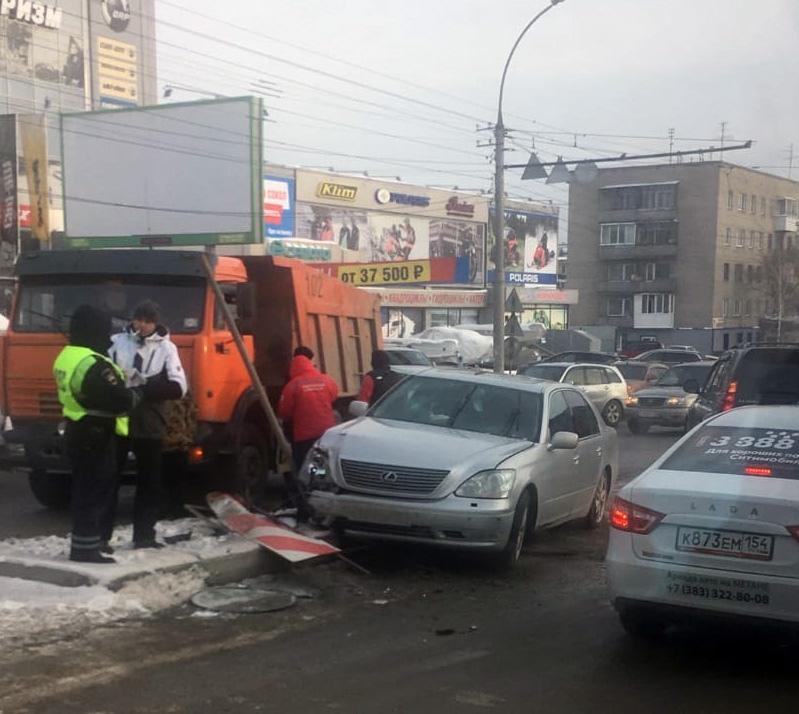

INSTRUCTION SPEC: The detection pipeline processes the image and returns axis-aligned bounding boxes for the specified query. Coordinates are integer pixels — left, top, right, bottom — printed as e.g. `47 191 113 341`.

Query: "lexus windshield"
370 376 542 441
13 275 206 334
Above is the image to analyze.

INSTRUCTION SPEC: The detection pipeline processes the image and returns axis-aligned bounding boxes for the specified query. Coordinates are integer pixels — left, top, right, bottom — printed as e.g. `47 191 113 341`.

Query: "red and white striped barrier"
206 492 340 563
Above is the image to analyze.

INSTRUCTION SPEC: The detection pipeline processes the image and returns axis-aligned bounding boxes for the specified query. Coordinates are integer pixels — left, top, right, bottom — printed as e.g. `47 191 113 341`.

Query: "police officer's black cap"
70 305 112 351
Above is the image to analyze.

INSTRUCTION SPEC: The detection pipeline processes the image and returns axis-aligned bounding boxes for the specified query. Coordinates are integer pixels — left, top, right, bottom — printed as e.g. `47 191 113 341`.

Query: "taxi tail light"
610 497 665 535
721 380 738 412
744 465 772 477
787 526 799 542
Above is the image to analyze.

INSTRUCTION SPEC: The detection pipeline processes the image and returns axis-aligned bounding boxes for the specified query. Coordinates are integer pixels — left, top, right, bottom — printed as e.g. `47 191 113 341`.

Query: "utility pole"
492 0 565 373
668 128 675 164
719 121 728 160
788 143 794 179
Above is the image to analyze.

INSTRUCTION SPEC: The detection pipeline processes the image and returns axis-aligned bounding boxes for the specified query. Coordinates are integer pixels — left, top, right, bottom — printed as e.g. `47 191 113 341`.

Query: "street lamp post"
493 0 565 373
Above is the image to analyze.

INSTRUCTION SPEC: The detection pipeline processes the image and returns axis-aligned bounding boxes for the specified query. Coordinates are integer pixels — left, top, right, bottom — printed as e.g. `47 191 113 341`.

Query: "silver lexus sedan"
305 370 618 567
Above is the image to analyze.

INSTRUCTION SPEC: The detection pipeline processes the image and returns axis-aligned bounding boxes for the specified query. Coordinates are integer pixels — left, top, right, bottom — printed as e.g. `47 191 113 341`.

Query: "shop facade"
267 167 490 336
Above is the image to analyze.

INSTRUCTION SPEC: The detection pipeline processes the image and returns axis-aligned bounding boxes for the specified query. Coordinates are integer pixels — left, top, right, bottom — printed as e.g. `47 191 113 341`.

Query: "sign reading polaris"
101 0 131 32
486 270 558 286
374 187 431 208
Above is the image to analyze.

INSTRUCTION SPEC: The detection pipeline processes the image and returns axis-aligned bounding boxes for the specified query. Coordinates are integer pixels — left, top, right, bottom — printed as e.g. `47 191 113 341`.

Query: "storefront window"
519 305 569 330
381 307 424 338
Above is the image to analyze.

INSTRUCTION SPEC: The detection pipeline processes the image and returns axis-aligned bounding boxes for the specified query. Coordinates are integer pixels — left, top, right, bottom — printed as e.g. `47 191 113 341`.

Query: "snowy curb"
0 520 284 591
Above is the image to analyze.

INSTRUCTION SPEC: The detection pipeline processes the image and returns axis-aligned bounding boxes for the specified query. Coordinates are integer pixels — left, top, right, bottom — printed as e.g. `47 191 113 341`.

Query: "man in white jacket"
104 300 187 549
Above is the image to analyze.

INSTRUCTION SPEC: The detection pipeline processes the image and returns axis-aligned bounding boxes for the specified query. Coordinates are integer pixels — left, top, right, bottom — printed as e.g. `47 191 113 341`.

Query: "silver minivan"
517 362 628 427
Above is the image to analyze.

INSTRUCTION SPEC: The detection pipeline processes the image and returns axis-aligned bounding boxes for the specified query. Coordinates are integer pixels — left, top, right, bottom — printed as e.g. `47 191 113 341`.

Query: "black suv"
685 344 799 428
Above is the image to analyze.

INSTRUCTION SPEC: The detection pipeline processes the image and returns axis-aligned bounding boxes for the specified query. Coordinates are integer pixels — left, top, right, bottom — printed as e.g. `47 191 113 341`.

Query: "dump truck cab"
0 250 381 509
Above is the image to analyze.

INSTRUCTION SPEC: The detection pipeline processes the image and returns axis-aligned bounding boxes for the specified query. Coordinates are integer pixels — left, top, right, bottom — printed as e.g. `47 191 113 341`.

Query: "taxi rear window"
661 425 799 480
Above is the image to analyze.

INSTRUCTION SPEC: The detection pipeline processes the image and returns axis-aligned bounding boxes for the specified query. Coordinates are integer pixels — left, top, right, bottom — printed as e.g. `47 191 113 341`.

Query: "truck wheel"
234 423 269 507
29 470 71 510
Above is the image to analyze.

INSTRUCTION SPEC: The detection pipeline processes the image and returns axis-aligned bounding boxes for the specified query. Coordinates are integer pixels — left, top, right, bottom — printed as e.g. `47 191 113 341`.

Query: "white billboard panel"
61 96 262 247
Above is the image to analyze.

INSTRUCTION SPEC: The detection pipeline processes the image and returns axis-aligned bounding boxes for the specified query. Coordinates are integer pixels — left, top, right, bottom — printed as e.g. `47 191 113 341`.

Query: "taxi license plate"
676 527 773 560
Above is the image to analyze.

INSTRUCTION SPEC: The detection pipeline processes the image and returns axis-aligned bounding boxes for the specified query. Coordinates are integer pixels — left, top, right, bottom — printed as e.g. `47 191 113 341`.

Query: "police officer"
53 305 142 564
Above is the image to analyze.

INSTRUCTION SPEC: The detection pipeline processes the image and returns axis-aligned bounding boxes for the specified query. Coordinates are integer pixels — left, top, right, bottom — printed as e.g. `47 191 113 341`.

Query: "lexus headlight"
300 446 330 487
625 396 638 407
455 469 516 499
666 397 686 407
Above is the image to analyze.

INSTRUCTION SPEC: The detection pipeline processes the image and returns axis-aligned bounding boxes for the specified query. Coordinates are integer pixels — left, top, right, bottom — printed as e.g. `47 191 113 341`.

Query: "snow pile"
413 327 493 365
0 518 251 643
0 568 206 642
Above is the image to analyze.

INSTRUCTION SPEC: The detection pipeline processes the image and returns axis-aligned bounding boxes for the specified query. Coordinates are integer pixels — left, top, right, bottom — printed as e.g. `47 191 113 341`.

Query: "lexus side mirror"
348 400 368 418
683 379 700 395
548 431 579 451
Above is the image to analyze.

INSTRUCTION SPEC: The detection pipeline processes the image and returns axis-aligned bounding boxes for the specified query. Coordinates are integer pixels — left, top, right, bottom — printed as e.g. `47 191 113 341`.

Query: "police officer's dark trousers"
66 419 117 557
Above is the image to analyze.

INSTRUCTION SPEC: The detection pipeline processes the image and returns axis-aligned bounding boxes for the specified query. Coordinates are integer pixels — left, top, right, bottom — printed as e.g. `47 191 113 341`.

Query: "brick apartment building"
567 161 799 352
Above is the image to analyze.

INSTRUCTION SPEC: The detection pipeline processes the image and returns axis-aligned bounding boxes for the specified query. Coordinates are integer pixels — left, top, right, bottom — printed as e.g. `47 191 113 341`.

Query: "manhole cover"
191 587 296 614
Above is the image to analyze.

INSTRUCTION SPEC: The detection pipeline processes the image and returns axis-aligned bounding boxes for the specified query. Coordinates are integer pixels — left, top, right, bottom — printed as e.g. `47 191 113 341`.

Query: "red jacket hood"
289 355 318 379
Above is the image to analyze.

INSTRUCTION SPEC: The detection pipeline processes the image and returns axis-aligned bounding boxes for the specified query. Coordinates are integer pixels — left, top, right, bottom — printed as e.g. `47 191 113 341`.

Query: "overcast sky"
155 0 799 233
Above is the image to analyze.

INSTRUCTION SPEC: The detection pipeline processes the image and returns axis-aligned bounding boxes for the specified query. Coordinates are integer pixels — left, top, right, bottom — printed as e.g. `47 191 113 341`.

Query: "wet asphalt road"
2 427 797 713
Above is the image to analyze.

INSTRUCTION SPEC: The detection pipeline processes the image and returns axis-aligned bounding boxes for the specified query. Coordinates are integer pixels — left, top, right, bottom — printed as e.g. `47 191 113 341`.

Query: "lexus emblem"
381 471 399 483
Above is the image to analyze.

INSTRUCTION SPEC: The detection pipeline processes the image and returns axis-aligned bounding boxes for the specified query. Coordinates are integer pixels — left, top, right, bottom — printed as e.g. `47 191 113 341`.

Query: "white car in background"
518 362 628 427
607 406 799 636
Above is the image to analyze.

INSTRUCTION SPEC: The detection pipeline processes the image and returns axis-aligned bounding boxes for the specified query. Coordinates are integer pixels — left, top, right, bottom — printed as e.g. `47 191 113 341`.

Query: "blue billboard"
264 175 295 238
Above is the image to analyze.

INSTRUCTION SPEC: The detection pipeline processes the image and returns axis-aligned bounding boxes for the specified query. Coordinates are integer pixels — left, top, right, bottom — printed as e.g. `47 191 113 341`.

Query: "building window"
636 222 677 246
607 297 630 316
755 265 763 283
734 263 743 282
760 197 766 216
600 223 636 246
722 298 730 317
776 198 799 217
757 231 764 250
768 233 773 250
607 262 635 281
640 293 674 314
737 229 745 248
601 184 676 211
727 190 734 210
724 227 732 246
733 299 742 317
644 262 671 281
748 231 755 249
789 236 794 250
746 265 753 283
744 299 752 316
723 263 730 281
750 195 757 214
739 193 747 212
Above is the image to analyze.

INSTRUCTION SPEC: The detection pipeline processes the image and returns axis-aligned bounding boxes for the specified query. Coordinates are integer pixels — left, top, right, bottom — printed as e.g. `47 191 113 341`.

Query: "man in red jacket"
278 346 339 474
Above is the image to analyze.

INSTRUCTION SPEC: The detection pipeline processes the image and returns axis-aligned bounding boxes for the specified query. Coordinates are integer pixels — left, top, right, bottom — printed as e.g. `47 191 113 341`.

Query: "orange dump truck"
0 250 382 508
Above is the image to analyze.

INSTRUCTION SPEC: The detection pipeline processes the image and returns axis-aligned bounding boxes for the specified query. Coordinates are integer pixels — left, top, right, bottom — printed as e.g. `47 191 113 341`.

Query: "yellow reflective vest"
53 346 130 437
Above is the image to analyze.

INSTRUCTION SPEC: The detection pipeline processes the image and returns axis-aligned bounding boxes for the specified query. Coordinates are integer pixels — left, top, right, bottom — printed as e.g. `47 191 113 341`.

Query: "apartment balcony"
603 315 634 328
598 278 677 294
599 243 679 260
773 215 799 232
598 208 677 224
